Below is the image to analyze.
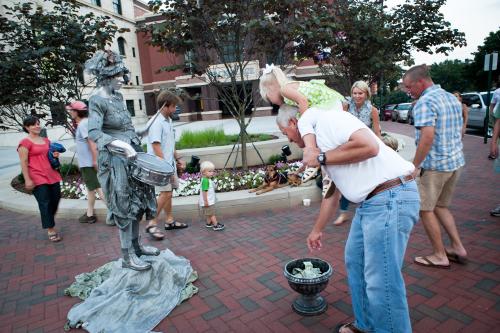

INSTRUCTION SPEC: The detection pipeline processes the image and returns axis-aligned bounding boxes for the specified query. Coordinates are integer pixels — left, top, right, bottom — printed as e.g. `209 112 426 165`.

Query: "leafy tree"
317 0 466 94
143 0 337 169
373 90 411 110
0 0 125 131
430 59 472 93
465 28 500 91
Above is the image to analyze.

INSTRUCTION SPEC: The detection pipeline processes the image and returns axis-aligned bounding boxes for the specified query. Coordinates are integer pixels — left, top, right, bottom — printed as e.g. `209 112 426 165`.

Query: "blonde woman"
334 81 382 225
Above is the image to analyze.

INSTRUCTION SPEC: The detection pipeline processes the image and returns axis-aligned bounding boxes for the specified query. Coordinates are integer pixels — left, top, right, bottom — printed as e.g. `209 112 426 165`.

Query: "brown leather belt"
366 175 414 200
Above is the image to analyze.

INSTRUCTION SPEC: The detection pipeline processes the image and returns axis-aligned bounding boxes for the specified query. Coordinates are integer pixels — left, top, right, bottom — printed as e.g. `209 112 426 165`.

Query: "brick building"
133 1 324 121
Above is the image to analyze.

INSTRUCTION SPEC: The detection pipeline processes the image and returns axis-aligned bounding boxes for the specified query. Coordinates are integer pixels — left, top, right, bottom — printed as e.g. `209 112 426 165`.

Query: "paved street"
0 121 499 332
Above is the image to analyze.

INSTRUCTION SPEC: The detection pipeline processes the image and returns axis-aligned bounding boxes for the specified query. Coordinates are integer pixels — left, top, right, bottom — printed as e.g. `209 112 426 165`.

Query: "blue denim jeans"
32 182 61 229
345 180 419 333
340 194 350 212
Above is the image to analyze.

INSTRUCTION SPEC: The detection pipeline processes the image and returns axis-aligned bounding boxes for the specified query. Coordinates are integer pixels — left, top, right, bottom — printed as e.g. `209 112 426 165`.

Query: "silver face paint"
110 76 124 92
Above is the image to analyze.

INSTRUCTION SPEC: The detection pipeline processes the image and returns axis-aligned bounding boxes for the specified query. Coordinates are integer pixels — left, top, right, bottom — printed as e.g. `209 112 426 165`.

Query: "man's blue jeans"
345 180 419 333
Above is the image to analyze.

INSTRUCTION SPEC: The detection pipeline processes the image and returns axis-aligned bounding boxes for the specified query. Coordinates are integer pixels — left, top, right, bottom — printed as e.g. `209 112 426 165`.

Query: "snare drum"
129 152 174 186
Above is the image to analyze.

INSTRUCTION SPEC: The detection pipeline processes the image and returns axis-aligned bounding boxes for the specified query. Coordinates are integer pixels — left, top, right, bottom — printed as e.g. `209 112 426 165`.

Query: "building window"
91 0 101 6
117 37 126 56
126 100 135 116
221 33 237 63
139 99 143 110
132 47 136 57
112 0 122 15
135 76 139 85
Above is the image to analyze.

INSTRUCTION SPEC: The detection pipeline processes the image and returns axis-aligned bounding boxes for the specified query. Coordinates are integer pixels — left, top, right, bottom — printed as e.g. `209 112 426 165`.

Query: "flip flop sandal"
413 256 450 269
145 225 165 240
445 251 468 264
301 167 319 182
164 221 189 230
322 177 336 198
48 232 61 242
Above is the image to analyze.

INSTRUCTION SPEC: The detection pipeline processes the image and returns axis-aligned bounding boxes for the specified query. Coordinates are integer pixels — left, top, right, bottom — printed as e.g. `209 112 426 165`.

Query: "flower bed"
11 161 304 200
175 161 303 197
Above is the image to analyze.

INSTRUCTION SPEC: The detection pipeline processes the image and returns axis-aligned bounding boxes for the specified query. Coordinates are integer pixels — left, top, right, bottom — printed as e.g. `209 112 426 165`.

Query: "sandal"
48 232 61 242
164 221 188 230
488 153 497 160
334 322 366 333
322 175 336 198
333 212 352 226
145 225 165 240
301 167 319 182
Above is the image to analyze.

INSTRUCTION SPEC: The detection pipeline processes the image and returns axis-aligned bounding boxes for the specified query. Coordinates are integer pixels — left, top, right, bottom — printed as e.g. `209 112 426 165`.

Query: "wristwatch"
317 152 326 165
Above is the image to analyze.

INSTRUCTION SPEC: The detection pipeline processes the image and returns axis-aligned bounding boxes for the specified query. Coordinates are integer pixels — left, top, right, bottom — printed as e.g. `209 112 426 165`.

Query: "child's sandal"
302 167 319 182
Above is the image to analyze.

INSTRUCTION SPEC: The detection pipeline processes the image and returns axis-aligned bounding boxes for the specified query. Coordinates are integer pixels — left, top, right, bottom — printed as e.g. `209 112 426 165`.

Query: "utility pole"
484 52 498 144
378 0 384 119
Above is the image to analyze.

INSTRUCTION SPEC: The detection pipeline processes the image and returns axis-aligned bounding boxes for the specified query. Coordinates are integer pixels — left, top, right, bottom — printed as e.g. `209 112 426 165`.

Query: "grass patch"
176 128 275 149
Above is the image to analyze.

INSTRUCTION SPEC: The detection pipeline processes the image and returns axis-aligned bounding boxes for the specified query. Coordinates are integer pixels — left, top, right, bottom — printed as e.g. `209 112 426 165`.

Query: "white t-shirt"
199 177 216 206
147 114 176 166
75 118 94 168
491 88 500 106
298 108 415 203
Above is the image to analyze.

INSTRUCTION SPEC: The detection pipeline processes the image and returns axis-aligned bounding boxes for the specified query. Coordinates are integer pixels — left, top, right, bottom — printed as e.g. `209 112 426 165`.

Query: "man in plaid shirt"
403 64 468 269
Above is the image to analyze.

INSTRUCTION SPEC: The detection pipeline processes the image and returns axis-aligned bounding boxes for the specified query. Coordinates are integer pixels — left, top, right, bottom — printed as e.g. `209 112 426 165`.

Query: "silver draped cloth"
66 250 198 333
88 94 156 228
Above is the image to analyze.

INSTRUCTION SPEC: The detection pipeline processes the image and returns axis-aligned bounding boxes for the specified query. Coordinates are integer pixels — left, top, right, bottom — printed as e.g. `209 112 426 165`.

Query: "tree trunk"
239 108 248 170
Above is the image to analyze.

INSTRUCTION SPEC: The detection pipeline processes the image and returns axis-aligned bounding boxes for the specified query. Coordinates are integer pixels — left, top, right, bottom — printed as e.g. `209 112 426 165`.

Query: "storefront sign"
207 60 260 82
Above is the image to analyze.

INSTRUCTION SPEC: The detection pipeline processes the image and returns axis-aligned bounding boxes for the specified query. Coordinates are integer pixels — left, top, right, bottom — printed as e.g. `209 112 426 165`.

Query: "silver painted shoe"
121 248 152 271
132 238 160 256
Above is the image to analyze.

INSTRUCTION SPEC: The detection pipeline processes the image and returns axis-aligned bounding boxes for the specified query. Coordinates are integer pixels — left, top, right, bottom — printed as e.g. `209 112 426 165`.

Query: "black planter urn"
284 258 333 316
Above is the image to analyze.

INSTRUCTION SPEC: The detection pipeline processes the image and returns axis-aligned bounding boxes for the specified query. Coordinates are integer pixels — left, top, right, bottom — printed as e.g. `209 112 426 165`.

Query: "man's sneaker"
213 223 225 231
79 213 97 224
490 206 500 217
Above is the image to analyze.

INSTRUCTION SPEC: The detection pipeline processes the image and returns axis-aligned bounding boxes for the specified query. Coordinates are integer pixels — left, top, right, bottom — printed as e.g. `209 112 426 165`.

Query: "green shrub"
267 154 283 165
177 128 227 149
176 128 274 149
59 163 79 176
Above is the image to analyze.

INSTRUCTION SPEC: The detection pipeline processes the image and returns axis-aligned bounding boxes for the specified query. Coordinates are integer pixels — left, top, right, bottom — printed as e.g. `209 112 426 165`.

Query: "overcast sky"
385 0 500 65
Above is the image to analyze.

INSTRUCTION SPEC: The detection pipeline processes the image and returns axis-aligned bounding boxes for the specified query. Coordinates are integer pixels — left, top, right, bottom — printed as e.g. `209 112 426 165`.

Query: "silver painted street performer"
86 50 159 271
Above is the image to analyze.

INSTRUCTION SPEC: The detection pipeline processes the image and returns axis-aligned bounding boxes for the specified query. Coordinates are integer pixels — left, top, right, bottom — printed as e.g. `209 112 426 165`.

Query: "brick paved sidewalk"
0 122 498 333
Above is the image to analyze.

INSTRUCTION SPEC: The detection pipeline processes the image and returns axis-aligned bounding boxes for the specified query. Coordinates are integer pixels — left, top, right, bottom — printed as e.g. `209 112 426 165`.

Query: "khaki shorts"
155 174 179 192
201 205 216 217
80 167 100 191
417 167 462 211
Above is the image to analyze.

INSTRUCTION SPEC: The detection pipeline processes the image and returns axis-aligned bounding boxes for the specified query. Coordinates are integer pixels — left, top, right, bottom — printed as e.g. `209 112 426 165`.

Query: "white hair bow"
263 63 275 75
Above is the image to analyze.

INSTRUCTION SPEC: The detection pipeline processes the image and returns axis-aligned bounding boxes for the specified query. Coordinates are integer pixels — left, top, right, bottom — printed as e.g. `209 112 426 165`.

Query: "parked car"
382 104 396 121
391 103 412 122
461 92 494 132
407 104 415 125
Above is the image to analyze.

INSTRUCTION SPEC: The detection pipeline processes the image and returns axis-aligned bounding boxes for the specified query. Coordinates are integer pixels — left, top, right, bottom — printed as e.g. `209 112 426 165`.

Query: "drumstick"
135 101 167 138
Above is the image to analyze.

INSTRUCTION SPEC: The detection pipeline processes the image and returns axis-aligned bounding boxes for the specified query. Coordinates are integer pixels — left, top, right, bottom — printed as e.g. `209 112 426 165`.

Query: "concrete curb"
0 168 321 220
